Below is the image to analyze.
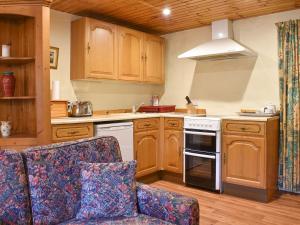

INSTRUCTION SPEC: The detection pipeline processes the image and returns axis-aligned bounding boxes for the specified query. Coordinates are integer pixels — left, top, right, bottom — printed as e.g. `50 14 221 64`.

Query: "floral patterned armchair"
0 136 199 225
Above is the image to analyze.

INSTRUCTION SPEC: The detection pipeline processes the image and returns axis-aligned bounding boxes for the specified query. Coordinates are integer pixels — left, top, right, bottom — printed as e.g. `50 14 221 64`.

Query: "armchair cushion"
0 150 31 225
76 161 138 219
60 214 173 225
137 183 199 225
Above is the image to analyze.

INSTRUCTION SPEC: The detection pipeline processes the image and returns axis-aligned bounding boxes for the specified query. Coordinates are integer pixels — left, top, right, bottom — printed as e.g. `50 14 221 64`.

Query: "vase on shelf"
1 121 11 138
1 71 15 97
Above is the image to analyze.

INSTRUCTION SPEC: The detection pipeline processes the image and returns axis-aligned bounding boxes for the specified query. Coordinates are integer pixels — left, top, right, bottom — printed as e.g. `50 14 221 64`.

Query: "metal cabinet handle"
87 43 91 53
68 131 80 135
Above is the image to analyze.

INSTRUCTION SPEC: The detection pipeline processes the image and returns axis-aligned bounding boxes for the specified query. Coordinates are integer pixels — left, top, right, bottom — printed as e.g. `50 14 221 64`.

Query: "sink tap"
132 102 144 113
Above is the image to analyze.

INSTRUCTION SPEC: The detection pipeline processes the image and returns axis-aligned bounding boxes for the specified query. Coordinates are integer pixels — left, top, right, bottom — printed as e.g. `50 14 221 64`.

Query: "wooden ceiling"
51 0 300 34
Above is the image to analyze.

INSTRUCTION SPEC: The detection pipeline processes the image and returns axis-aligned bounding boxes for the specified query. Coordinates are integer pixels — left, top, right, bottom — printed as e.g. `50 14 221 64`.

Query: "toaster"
70 101 93 117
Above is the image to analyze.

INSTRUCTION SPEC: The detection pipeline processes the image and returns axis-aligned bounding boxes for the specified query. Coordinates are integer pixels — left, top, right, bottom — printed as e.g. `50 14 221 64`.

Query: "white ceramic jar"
2 44 11 57
1 121 12 137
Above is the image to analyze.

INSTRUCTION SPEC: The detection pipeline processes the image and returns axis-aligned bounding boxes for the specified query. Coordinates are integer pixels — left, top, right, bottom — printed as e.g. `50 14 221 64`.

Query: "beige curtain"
277 19 300 193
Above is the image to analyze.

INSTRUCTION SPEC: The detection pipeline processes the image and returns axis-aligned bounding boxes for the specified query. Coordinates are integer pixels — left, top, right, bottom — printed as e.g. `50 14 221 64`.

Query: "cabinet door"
222 135 266 188
134 130 159 177
164 130 183 173
118 27 144 81
87 19 117 79
143 34 165 84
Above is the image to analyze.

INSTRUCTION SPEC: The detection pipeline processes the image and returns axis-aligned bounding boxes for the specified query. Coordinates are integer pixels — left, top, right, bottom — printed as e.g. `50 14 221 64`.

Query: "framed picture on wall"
50 47 59 69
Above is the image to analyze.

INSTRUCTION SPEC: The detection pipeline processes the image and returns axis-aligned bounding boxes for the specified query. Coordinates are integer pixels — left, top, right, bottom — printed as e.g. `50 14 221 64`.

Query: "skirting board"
223 182 278 202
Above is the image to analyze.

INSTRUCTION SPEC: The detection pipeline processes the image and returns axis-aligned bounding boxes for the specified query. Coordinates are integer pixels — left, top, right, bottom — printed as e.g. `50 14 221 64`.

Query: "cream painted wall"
50 9 300 113
160 9 300 115
50 10 162 110
50 10 78 101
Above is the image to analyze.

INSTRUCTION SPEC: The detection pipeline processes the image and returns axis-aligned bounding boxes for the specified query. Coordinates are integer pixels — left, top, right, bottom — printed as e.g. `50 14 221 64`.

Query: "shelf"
0 57 35 65
0 96 36 100
0 134 37 148
0 134 36 139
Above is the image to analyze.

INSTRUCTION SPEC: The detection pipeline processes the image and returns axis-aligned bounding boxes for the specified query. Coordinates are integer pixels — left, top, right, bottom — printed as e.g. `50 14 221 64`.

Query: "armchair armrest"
136 183 199 225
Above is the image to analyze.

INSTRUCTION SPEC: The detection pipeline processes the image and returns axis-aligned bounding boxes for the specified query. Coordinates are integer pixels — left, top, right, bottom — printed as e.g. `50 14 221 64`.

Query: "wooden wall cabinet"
118 27 144 82
71 18 118 80
134 118 160 177
163 118 183 174
222 118 279 202
71 17 165 84
143 34 164 84
0 4 51 150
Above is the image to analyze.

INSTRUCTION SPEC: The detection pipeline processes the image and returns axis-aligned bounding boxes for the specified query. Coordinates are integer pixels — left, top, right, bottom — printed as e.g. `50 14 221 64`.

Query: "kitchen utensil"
151 95 159 106
70 101 93 117
185 96 197 114
263 104 276 114
1 121 11 137
185 96 192 104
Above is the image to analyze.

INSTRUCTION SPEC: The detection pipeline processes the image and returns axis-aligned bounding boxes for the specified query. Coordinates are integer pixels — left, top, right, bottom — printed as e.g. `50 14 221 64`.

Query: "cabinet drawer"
52 123 93 142
134 118 159 132
164 118 183 130
222 120 265 136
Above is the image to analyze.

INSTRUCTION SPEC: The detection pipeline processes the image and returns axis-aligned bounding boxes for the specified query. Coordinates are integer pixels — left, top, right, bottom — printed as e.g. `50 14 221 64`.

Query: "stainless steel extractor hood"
178 19 256 60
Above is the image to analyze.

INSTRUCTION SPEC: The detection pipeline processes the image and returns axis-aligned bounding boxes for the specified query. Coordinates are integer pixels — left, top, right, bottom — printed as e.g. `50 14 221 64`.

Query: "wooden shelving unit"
0 3 51 151
0 96 36 100
0 57 35 65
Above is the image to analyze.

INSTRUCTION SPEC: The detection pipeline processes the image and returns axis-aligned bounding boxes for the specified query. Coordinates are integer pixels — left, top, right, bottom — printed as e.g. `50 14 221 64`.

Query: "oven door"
184 130 217 153
184 151 219 191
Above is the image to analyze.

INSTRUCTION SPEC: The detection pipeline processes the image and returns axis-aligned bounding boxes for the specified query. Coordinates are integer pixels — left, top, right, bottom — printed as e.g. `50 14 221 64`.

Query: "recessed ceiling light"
162 8 171 16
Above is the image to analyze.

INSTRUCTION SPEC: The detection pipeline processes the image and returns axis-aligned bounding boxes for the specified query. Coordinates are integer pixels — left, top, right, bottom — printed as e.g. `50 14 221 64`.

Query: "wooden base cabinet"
223 135 265 188
222 118 279 202
134 118 160 178
163 118 183 174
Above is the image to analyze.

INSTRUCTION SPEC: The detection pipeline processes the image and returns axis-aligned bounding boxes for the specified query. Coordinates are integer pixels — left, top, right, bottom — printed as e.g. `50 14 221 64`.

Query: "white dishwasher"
94 122 134 161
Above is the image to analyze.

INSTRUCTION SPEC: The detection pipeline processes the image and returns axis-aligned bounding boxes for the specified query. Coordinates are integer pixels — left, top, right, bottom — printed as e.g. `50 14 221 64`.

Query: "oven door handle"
184 131 216 136
184 151 216 159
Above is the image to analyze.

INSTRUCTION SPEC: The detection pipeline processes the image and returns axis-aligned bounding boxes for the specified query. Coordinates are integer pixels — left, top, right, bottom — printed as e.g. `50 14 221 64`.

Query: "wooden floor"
151 181 300 225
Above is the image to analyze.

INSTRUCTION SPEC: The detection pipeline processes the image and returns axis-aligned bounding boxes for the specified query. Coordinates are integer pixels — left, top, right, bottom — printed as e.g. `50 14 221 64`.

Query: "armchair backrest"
0 150 32 225
23 136 122 225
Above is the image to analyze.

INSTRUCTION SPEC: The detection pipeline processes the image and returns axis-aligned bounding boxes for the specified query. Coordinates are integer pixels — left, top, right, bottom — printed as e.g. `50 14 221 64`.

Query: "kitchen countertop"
51 112 279 125
221 115 279 122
